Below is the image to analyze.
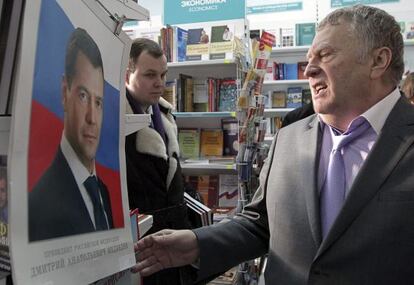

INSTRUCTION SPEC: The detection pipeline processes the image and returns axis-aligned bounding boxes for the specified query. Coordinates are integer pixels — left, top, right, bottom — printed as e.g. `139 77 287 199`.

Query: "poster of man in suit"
8 0 135 284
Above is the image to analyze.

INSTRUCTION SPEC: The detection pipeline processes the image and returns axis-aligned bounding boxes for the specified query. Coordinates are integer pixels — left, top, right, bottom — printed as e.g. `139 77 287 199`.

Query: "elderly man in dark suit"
29 28 113 242
132 5 414 284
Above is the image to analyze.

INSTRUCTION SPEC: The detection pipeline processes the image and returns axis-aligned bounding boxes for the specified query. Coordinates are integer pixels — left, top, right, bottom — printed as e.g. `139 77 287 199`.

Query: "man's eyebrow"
144 68 168 74
77 85 90 94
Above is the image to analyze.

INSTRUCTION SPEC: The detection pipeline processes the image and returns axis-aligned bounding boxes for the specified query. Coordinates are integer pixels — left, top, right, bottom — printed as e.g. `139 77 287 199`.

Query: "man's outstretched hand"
131 229 200 276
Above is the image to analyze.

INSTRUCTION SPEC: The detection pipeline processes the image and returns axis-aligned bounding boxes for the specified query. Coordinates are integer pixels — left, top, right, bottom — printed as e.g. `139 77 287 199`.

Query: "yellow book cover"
200 129 223 157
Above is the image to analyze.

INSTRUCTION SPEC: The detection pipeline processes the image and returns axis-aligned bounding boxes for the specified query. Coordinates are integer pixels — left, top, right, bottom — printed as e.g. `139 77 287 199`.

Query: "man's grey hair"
318 4 404 85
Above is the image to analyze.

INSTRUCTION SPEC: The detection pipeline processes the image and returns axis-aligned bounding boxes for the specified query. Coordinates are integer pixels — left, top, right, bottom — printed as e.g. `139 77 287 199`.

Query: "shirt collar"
60 134 96 186
318 87 401 135
362 87 400 134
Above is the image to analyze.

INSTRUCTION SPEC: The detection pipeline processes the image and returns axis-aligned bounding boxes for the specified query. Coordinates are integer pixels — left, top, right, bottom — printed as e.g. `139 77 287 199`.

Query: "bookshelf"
263 79 309 85
264 108 294 118
167 59 239 81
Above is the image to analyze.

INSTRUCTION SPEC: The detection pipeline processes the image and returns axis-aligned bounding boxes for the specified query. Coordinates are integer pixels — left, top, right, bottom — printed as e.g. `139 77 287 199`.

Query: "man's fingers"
130 255 164 276
136 247 157 262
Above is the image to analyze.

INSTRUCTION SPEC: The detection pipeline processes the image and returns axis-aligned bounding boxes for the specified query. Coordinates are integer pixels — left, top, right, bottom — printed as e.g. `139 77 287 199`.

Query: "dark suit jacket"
194 97 414 284
282 102 315 128
29 147 113 242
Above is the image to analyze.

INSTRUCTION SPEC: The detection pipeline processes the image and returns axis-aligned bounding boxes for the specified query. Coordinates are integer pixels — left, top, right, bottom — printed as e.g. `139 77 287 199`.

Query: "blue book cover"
175 27 188 62
287 86 303 108
285 63 298 80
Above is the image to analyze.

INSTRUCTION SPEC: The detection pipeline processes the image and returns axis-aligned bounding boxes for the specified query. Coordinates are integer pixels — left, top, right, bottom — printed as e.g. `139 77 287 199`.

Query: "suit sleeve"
193 131 279 281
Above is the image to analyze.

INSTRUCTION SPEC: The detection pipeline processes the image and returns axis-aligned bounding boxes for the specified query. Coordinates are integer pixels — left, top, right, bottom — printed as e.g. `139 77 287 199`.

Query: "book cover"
406 21 414 41
177 73 192 112
287 86 303 108
285 63 298 80
193 79 209 112
163 80 177 111
184 76 194 112
218 174 238 208
218 79 237 112
221 118 238 156
210 25 234 60
271 90 287 108
297 61 308 80
279 26 294 47
178 129 200 159
186 28 210 61
200 129 224 157
174 26 188 62
184 192 213 226
295 23 316 46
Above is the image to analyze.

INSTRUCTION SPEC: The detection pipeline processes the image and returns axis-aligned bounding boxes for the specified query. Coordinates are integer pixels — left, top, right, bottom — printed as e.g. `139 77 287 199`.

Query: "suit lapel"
317 98 414 257
299 116 323 247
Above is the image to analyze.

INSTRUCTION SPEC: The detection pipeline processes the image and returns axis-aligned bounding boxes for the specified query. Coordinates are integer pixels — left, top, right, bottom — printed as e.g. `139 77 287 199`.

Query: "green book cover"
178 129 200 159
295 23 316 46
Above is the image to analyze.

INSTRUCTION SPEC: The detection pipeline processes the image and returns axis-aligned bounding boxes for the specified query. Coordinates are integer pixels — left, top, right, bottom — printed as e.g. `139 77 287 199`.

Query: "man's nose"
304 63 320 78
86 98 97 124
154 75 164 87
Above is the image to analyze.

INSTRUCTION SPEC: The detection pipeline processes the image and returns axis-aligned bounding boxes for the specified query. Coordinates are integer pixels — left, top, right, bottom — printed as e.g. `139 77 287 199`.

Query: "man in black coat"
125 38 194 285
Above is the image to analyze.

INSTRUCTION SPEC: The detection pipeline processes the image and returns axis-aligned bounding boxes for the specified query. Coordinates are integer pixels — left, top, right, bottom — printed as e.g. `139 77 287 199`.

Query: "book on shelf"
271 90 287 108
273 62 285 80
297 61 308 80
221 118 238 156
186 27 210 61
218 79 237 112
177 73 193 112
285 63 298 80
295 23 316 46
173 26 188 62
302 89 312 105
200 129 224 157
192 79 209 112
218 174 238 208
406 21 414 41
185 175 219 208
160 25 173 62
265 116 283 136
286 86 303 108
178 128 200 159
279 26 295 47
210 24 234 60
163 80 177 111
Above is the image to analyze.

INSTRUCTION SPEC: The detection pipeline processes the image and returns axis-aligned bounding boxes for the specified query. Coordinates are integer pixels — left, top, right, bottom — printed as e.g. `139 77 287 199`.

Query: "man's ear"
370 47 392 80
61 75 68 111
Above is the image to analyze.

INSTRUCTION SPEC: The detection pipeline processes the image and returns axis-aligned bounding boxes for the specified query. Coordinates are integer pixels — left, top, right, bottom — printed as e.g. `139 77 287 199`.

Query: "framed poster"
9 0 134 284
